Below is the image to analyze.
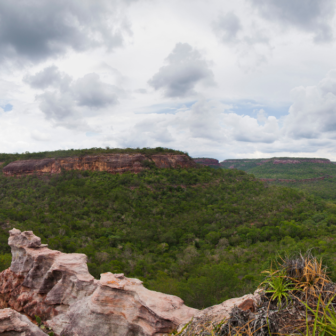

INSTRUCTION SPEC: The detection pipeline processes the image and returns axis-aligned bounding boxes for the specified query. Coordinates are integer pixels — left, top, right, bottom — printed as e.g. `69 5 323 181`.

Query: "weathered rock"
177 293 260 335
0 229 97 328
0 229 197 336
2 154 195 177
193 158 220 167
0 229 265 336
0 308 47 335
51 272 198 336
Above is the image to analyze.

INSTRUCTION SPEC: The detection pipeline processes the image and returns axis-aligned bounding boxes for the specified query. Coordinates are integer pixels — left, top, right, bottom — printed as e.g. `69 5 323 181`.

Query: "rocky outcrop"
0 229 263 336
0 229 197 336
193 158 220 167
0 308 47 335
2 154 195 177
177 293 260 335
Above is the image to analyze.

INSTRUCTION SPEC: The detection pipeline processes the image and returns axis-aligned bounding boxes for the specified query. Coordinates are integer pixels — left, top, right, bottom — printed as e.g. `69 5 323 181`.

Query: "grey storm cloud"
23 66 71 90
27 66 122 129
212 12 242 43
72 74 121 108
250 0 335 42
0 0 131 63
148 43 215 98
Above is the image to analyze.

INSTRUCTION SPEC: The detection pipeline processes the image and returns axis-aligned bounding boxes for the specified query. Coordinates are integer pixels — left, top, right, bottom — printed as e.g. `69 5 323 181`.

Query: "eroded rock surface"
2 154 195 177
177 293 261 335
0 229 264 336
0 308 47 335
0 229 197 336
0 229 97 328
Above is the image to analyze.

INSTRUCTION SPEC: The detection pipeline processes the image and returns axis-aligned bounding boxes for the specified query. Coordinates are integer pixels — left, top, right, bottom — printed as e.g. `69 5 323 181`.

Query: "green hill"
221 158 336 201
1 150 336 309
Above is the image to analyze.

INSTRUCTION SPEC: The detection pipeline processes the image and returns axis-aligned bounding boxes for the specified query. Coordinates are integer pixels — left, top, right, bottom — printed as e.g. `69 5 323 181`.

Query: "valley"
1 149 336 312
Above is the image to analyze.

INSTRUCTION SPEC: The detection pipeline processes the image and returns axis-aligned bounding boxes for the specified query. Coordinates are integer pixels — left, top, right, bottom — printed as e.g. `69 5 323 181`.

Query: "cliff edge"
0 229 259 336
2 154 195 177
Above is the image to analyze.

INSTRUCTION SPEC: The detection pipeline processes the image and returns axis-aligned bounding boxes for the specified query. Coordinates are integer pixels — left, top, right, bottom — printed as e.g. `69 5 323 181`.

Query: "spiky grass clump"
176 253 336 336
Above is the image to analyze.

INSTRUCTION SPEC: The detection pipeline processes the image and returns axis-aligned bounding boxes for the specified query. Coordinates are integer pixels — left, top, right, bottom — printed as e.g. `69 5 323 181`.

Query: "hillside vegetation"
249 161 336 179
1 156 336 309
221 158 336 201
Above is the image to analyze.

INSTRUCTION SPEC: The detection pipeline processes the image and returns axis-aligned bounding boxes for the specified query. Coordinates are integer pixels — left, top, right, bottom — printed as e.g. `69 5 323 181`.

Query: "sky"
1 0 336 161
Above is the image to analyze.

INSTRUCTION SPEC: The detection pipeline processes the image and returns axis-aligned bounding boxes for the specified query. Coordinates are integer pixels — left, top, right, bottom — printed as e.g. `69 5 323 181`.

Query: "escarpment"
2 153 195 177
0 229 260 336
193 158 220 167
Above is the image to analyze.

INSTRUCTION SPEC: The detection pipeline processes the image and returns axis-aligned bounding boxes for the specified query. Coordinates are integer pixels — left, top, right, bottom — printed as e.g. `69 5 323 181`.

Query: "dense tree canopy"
1 164 336 308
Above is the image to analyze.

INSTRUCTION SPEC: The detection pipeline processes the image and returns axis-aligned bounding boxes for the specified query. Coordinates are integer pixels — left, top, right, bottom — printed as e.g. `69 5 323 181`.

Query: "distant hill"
221 157 336 200
193 158 220 168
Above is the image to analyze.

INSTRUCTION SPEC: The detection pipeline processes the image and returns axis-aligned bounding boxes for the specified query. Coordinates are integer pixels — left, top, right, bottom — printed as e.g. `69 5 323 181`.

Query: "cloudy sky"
1 0 336 160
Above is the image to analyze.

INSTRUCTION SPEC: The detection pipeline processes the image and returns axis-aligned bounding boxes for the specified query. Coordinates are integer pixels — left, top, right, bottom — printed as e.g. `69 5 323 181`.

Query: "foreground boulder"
0 229 197 336
0 308 47 335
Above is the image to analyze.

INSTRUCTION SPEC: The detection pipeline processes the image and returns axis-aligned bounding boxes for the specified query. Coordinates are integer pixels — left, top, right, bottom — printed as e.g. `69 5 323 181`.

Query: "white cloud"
148 43 215 98
26 66 124 130
1 0 336 161
284 70 336 140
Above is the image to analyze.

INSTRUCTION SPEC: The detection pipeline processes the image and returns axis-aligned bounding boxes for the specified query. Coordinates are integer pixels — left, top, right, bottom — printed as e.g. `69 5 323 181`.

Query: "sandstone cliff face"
2 154 195 177
0 229 260 335
193 158 220 167
0 229 197 336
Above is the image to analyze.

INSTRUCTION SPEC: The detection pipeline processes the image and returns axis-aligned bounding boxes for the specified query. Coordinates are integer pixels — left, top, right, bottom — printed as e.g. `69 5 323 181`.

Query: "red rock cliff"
2 154 195 177
193 158 220 167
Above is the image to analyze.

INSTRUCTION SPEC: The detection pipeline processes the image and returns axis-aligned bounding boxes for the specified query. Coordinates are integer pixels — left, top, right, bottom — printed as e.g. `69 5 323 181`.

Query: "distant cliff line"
223 158 332 166
259 175 334 183
2 153 196 177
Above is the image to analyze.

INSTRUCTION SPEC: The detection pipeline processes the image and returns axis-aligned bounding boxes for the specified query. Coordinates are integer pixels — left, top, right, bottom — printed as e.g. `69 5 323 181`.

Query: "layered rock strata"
0 308 47 335
193 158 220 167
0 229 197 336
2 154 195 177
0 229 261 335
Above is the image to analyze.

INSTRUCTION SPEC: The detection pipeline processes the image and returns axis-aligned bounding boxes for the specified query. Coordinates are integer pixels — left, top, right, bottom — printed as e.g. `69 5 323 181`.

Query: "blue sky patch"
1 103 13 112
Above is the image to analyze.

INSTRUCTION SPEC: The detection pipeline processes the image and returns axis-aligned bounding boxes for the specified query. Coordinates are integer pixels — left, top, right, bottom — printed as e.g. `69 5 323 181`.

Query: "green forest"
248 161 336 179
221 158 336 202
1 154 336 309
